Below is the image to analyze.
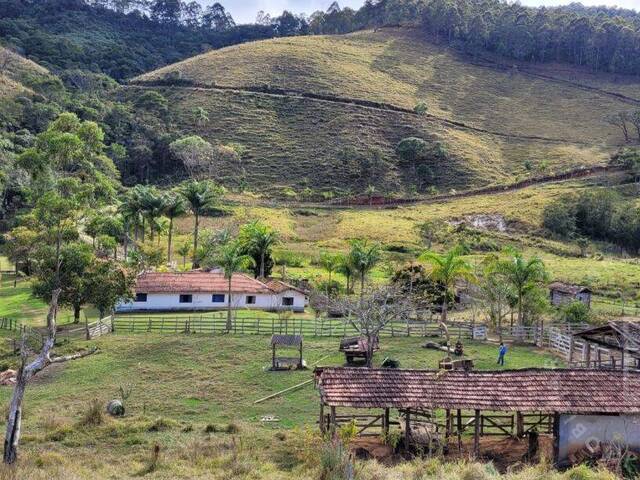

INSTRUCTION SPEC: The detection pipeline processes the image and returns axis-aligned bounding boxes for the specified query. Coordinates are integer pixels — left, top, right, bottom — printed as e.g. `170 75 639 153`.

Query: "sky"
201 0 638 24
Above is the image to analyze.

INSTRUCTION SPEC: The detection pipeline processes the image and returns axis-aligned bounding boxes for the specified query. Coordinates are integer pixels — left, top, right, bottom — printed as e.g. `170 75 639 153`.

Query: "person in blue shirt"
497 342 507 366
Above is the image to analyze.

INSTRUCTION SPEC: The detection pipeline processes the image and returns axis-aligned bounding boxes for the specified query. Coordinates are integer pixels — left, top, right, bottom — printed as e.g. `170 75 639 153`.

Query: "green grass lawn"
0 334 562 478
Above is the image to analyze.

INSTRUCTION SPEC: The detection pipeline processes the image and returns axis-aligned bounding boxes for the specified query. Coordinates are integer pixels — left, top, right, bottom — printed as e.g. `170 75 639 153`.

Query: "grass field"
0 333 567 479
129 27 628 196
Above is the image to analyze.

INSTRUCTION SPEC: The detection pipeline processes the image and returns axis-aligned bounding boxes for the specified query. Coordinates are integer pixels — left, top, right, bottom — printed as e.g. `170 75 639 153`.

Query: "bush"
561 301 591 324
79 399 103 427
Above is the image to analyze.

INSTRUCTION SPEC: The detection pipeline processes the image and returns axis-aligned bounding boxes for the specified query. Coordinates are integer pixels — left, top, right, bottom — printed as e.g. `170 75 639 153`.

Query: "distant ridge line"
126 81 601 146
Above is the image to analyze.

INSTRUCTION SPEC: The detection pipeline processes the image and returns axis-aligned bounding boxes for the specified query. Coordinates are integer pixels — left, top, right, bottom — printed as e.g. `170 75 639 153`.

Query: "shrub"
414 102 428 115
561 301 591 324
337 419 357 445
79 399 103 427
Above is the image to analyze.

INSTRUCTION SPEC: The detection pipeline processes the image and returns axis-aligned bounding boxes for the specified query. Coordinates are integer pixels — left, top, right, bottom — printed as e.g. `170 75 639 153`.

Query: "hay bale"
106 399 125 417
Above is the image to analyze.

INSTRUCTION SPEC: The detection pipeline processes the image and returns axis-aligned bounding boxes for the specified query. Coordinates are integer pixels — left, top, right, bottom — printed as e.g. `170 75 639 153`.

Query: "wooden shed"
270 334 305 370
316 367 640 467
549 282 592 308
572 321 640 370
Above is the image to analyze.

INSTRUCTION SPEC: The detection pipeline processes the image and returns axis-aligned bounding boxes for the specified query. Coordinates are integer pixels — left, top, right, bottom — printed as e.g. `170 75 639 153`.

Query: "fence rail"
0 318 18 331
112 315 485 339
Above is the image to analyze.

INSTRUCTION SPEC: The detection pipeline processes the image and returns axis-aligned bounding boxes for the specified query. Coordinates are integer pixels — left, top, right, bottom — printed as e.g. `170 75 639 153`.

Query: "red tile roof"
317 367 640 414
265 279 307 294
135 271 273 294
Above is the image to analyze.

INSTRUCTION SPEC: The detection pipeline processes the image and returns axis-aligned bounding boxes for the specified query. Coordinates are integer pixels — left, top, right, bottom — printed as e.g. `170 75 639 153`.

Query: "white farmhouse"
116 271 307 313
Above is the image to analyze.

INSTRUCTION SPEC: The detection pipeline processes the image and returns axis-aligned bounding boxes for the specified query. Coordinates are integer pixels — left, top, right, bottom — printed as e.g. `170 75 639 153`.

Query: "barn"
315 367 640 467
116 270 307 313
549 282 592 308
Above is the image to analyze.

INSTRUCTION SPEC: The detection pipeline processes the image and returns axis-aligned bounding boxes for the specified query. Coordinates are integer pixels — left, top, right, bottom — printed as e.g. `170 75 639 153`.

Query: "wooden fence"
0 318 19 331
112 315 486 339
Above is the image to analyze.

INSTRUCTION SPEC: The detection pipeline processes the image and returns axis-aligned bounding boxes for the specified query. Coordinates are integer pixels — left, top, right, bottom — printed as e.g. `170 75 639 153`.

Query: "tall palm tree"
179 180 223 268
420 246 474 346
215 241 254 331
239 220 278 278
139 187 165 243
162 192 187 265
498 250 547 327
348 239 381 298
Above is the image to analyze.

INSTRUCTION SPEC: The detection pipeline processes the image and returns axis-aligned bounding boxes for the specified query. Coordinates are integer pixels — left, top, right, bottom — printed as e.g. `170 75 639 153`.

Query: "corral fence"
0 316 113 347
495 323 589 346
112 315 488 340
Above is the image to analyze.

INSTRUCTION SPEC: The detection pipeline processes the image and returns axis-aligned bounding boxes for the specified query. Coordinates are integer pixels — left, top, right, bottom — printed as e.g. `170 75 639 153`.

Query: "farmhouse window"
282 297 294 306
246 295 256 305
135 293 148 302
179 294 193 303
212 294 225 303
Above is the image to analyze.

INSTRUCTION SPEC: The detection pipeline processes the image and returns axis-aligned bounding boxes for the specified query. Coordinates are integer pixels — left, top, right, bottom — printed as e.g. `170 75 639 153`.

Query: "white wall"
558 414 640 467
117 289 306 313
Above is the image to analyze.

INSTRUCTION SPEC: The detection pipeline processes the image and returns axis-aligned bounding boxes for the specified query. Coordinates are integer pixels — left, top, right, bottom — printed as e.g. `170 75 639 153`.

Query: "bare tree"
605 112 632 143
3 290 98 464
332 287 411 367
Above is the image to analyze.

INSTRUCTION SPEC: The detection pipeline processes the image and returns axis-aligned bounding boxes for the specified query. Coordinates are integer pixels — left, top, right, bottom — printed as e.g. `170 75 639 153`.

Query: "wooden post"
383 408 390 437
299 341 303 369
405 409 411 451
330 406 336 435
584 342 591 368
319 403 325 433
621 338 626 370
473 409 480 458
272 344 276 370
457 409 462 452
597 348 602 368
445 409 451 445
568 335 575 364
516 412 524 437
552 412 560 467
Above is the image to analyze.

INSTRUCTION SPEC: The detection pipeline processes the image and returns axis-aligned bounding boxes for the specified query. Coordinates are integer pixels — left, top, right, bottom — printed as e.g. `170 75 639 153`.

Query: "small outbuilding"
270 334 305 370
549 282 592 308
572 321 640 370
316 367 640 467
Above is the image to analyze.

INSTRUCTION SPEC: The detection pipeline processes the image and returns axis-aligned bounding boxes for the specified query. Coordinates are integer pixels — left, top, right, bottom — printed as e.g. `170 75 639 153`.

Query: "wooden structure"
270 334 305 370
438 356 474 371
316 367 640 466
571 321 640 370
549 282 592 308
339 336 379 364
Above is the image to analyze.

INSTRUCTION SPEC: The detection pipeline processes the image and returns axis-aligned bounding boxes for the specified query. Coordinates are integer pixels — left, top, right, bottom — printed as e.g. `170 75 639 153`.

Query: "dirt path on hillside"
126 82 603 147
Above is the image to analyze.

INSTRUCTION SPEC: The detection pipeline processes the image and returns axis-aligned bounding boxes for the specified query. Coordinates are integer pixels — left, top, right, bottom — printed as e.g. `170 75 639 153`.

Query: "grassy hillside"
0 46 51 99
129 28 635 196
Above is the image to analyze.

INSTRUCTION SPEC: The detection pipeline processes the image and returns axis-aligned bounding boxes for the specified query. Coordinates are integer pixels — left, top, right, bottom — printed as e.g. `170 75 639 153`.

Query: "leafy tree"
202 3 235 31
169 135 214 180
2 226 39 284
239 220 279 278
178 180 223 268
319 252 342 296
542 195 577 237
85 259 135 318
336 253 355 294
215 241 254 331
32 242 94 323
420 246 473 345
176 242 192 269
561 301 591 324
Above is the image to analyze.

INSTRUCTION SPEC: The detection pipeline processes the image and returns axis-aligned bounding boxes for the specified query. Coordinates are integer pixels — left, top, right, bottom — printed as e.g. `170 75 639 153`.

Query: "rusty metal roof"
549 282 592 295
317 367 640 413
575 321 640 354
271 334 303 347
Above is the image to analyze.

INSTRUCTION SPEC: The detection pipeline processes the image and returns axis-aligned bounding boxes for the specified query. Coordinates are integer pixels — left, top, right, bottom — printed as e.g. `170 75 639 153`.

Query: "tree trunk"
192 212 200 269
167 217 174 265
360 274 365 300
73 304 81 324
440 297 451 347
260 251 265 279
123 220 129 259
226 277 232 331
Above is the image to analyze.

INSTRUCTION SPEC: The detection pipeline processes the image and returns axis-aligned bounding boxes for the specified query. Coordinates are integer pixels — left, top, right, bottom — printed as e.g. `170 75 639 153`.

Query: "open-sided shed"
572 321 640 370
270 334 305 370
316 367 640 466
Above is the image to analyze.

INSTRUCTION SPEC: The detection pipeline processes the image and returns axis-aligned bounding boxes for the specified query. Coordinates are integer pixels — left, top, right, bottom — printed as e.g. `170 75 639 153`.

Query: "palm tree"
420 246 474 346
120 186 146 245
176 242 191 269
179 180 223 268
348 239 381 298
319 251 341 295
215 241 254 331
139 187 165 243
162 192 187 265
239 220 279 279
498 250 547 327
336 253 355 294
